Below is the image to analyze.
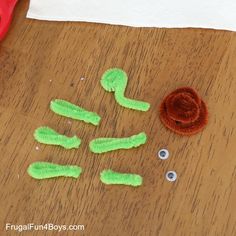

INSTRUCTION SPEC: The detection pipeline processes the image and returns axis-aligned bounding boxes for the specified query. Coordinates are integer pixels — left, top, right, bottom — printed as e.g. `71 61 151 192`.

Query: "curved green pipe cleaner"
28 162 82 180
100 169 143 187
101 68 150 112
50 99 101 126
89 132 147 154
34 127 81 149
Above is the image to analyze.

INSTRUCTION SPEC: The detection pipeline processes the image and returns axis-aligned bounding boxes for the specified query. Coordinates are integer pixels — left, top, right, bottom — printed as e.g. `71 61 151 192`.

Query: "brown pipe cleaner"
159 87 208 136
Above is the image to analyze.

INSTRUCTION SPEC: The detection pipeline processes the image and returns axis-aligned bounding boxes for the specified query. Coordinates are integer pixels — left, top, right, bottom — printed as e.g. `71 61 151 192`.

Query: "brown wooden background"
0 1 236 235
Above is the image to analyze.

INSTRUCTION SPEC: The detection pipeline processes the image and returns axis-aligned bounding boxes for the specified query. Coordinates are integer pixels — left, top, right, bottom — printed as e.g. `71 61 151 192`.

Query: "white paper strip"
27 0 236 31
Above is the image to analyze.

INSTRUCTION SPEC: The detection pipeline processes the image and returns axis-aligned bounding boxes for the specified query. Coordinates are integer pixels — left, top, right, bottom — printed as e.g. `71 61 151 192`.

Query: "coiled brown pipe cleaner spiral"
159 87 208 136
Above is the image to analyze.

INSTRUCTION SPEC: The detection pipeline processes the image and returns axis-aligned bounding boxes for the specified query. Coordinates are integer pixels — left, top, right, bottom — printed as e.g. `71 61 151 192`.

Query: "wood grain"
0 1 236 235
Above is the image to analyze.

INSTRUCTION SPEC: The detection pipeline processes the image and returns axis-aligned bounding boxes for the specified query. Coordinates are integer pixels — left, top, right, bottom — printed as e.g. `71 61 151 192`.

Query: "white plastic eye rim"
166 171 177 182
158 149 169 160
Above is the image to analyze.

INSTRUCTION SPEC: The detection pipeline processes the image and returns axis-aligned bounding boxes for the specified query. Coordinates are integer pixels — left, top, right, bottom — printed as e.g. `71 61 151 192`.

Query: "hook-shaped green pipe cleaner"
27 162 82 180
101 68 150 112
89 132 147 154
50 99 101 126
100 169 143 187
34 127 81 149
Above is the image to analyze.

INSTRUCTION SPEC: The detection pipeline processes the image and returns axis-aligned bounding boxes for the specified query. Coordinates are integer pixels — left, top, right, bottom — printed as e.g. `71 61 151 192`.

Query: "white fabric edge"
26 13 235 32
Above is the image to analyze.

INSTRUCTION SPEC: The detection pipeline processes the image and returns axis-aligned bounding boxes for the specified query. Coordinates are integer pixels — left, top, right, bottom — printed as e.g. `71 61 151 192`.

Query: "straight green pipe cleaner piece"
89 132 147 154
101 68 150 112
27 162 82 180
34 127 81 149
50 99 101 126
100 169 143 187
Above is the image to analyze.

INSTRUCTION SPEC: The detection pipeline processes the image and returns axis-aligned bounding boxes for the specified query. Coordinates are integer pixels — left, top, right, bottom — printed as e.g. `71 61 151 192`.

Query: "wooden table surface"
0 1 236 236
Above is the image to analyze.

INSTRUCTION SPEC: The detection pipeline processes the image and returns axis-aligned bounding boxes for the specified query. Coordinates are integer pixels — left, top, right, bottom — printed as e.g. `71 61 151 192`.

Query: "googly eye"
166 171 177 182
158 149 169 160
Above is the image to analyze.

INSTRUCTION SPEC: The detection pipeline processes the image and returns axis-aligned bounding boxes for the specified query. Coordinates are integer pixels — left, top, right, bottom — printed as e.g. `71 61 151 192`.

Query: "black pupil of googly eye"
160 151 166 157
168 172 174 179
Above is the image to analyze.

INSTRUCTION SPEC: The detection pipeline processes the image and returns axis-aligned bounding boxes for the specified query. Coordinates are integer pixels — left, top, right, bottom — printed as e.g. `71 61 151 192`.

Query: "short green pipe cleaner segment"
34 127 81 149
100 169 143 187
27 162 82 180
101 68 150 112
89 132 147 154
50 99 101 126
